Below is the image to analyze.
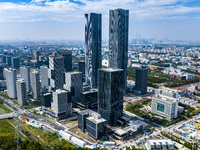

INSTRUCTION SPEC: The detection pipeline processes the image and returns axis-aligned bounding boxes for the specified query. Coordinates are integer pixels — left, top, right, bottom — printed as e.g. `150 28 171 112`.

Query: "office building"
4 68 17 98
6 56 12 66
134 68 148 95
78 61 85 74
0 65 3 80
64 72 83 105
58 50 72 72
16 79 27 106
41 91 51 107
20 66 31 92
12 57 20 68
147 139 175 150
98 68 124 126
49 55 65 91
109 8 129 92
78 89 98 109
78 109 106 139
34 50 40 62
151 88 179 120
51 89 72 120
40 66 49 90
1 55 6 63
85 13 102 88
155 87 178 99
30 70 40 100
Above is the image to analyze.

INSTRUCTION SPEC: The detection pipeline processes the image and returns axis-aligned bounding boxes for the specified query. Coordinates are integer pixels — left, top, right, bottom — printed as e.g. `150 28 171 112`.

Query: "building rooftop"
153 95 177 103
55 89 68 94
17 79 25 83
87 115 106 124
148 139 174 146
99 68 123 72
82 89 98 94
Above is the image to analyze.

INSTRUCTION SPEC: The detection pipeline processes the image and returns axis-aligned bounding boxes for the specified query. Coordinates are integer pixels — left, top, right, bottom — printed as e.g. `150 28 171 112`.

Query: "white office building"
51 89 72 120
30 70 40 100
16 79 27 106
20 66 31 92
4 68 17 98
147 139 175 150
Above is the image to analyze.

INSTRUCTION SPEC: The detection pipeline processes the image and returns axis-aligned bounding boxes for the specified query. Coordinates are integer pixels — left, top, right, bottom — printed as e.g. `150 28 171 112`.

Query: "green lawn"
0 104 12 114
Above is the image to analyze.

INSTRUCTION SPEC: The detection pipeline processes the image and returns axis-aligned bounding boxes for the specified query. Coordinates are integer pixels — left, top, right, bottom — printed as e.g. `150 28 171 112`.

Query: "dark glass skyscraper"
85 13 102 88
12 57 20 68
135 68 148 95
109 8 129 93
98 68 124 126
58 50 72 72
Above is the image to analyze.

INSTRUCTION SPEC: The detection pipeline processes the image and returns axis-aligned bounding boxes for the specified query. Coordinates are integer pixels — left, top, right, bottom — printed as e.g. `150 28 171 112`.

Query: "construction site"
174 115 200 141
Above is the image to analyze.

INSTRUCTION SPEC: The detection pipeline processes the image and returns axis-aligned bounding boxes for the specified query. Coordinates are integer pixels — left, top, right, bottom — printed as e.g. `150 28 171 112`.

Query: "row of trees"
167 77 199 87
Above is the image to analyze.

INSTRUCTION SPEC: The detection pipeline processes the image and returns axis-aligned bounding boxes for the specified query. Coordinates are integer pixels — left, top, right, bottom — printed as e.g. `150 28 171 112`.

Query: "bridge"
0 112 17 120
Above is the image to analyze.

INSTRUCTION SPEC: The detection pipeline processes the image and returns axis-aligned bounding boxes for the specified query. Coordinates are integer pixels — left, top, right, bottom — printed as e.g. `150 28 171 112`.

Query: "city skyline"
0 0 199 41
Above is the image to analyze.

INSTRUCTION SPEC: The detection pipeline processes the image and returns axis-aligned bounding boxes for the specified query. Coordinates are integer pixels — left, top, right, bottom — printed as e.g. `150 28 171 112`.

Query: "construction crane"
192 108 200 113
199 76 200 90
183 115 200 136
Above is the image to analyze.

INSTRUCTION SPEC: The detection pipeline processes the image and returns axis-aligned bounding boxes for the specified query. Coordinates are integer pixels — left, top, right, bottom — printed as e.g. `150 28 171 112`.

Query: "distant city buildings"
85 13 102 88
109 8 129 93
0 65 3 80
51 89 72 120
34 50 40 62
6 56 12 66
20 66 31 92
98 68 124 126
16 79 27 106
49 55 65 91
134 68 148 95
30 70 40 100
4 68 17 98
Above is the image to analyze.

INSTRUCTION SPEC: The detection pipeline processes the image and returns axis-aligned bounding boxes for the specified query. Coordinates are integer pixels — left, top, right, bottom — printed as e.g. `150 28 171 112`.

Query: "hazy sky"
0 0 200 41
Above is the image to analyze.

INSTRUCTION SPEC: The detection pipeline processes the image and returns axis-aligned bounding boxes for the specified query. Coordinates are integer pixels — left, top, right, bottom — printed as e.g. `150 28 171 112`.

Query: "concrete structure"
40 66 49 90
85 13 102 88
16 79 27 106
4 68 17 98
98 68 124 126
20 66 31 92
51 89 72 120
147 139 175 150
78 109 107 139
155 87 178 99
64 72 83 105
135 67 148 95
49 55 65 91
12 57 20 68
109 8 129 93
30 70 40 100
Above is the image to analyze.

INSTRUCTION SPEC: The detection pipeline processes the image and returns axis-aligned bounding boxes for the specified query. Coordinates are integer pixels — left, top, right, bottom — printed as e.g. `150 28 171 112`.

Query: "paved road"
0 112 17 120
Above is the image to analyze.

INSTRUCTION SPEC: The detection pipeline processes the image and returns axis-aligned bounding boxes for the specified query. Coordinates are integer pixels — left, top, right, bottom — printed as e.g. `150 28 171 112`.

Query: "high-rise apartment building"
78 61 85 74
0 65 3 80
6 56 12 66
40 66 49 90
109 8 129 92
49 55 65 91
30 70 40 100
34 50 40 62
51 89 72 120
12 57 20 68
98 68 124 126
64 72 83 105
85 13 102 88
58 50 72 72
135 68 148 95
20 66 31 92
16 79 27 106
4 68 17 98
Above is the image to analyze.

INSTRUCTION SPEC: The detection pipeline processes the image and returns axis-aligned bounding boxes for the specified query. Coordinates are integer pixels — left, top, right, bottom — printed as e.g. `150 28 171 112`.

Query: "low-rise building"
147 139 175 150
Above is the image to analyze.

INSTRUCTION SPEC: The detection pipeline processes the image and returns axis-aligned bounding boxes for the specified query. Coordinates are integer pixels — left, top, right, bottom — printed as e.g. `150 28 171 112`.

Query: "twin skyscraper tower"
85 8 129 91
